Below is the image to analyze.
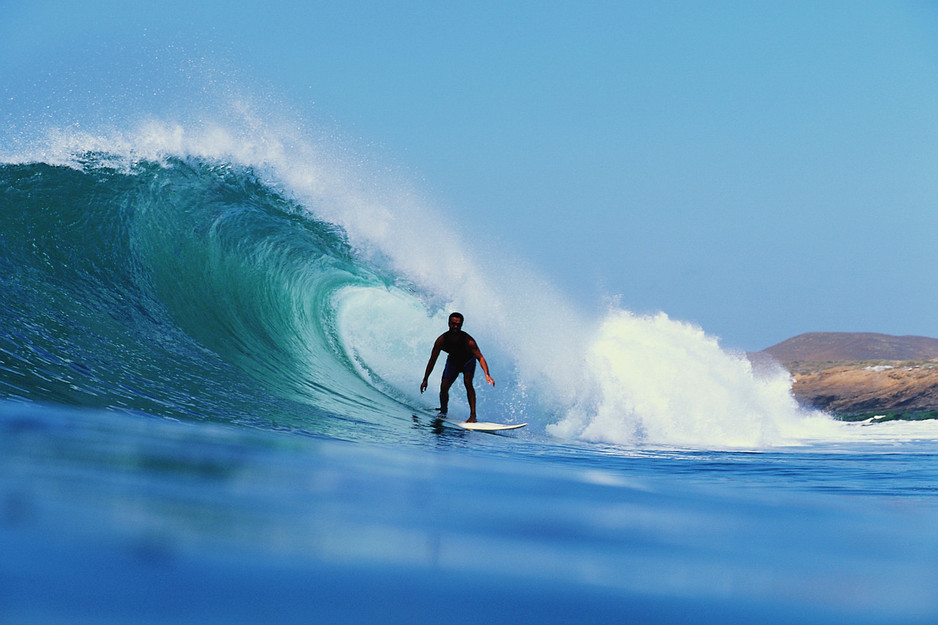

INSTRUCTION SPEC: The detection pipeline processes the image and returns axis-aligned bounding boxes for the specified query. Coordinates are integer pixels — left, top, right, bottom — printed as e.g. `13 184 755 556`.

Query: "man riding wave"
420 312 494 423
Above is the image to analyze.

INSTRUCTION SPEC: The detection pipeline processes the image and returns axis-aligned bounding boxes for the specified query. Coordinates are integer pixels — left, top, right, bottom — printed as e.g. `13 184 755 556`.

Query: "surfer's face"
448 317 463 330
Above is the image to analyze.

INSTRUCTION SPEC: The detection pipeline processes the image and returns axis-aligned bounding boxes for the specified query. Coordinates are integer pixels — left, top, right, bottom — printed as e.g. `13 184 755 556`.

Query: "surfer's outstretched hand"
485 374 495 387
420 379 428 394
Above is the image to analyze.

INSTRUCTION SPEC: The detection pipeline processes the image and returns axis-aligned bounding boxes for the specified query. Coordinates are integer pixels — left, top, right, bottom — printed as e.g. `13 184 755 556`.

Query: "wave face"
0 155 442 440
2 124 909 449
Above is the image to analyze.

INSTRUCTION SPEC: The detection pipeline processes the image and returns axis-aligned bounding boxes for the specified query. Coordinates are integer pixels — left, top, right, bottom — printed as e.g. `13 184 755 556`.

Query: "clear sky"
3 1 937 351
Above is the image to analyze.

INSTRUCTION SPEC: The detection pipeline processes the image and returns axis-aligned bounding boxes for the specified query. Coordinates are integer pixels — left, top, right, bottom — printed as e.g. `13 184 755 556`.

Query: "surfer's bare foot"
466 416 477 423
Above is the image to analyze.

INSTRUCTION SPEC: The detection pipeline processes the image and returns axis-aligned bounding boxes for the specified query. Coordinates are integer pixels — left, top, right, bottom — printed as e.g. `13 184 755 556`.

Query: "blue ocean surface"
1 145 937 624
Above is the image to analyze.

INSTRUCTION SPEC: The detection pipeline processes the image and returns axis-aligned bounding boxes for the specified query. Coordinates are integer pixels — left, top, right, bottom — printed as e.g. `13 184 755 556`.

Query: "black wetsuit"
441 330 476 379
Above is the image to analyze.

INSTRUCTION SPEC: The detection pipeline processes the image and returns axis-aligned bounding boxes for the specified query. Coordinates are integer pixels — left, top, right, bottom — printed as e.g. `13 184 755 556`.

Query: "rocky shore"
753 332 938 420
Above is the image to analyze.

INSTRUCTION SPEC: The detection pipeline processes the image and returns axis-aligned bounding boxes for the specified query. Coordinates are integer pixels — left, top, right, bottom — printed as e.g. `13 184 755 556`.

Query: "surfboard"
457 421 527 431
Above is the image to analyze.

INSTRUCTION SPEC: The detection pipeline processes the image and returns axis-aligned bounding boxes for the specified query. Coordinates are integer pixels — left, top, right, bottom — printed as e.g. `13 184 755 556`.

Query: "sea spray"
547 309 836 448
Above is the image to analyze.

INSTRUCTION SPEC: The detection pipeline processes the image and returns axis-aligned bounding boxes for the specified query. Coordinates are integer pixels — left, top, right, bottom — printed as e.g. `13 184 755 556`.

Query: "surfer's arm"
478 354 495 387
420 336 444 393
470 340 495 387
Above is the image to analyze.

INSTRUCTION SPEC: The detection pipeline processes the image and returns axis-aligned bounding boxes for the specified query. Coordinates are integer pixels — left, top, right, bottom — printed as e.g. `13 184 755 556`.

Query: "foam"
547 309 841 448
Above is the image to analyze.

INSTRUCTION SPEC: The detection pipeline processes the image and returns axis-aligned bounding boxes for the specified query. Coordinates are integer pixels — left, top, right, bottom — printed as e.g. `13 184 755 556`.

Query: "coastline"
753 332 938 420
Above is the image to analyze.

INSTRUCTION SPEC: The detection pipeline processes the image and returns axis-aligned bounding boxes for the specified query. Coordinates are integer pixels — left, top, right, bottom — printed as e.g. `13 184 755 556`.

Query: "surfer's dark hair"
449 312 464 323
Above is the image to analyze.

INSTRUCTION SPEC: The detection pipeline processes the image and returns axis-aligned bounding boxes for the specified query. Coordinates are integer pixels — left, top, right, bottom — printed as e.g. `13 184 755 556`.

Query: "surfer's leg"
463 361 477 422
464 380 477 422
439 376 455 414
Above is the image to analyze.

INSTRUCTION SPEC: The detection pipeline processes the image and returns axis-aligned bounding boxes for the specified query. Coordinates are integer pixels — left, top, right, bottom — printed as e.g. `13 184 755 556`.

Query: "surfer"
420 312 494 423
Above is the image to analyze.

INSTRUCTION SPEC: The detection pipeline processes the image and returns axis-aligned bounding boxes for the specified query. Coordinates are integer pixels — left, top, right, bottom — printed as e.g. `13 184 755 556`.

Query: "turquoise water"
2 148 937 623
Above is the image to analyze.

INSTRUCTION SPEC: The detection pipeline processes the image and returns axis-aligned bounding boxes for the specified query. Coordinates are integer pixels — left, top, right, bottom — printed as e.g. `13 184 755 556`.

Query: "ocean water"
2 126 937 624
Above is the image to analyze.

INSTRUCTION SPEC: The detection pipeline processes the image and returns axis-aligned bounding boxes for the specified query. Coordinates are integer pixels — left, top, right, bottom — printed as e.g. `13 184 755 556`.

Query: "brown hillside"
763 332 938 363
790 363 938 415
756 332 938 416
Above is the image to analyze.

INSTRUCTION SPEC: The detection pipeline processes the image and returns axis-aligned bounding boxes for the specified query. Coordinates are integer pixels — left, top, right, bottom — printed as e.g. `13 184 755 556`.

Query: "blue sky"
3 1 938 350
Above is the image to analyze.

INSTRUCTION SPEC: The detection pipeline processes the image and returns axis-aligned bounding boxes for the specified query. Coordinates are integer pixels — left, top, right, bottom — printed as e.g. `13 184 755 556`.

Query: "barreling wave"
0 154 438 440
0 149 830 448
3 121 933 449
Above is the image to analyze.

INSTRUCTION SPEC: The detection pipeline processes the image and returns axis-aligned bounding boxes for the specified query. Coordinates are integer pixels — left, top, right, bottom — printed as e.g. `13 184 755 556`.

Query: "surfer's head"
448 312 464 330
